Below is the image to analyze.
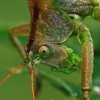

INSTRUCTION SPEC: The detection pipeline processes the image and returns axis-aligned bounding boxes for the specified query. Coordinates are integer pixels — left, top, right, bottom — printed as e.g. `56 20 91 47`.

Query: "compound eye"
39 46 50 58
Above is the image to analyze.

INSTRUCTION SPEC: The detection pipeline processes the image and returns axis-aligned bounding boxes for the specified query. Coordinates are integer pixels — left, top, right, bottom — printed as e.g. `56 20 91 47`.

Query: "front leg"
9 24 32 73
9 24 30 59
73 20 94 100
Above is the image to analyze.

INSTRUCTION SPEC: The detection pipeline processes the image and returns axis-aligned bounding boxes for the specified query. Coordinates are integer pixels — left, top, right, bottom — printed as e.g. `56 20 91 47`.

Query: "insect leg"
0 25 30 85
73 20 94 100
9 24 33 71
9 24 30 59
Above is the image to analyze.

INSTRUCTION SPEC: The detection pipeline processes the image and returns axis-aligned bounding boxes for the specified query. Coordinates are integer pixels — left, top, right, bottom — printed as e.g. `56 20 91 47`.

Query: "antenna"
0 58 29 85
0 64 24 85
31 68 35 100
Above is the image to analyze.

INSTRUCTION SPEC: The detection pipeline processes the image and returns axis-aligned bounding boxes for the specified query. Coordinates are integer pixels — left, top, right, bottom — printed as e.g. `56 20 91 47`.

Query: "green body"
28 0 99 74
26 1 96 95
7 0 99 99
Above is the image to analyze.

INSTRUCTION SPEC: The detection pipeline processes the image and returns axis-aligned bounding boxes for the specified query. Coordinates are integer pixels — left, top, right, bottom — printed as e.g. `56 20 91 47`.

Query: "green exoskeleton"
1 0 100 100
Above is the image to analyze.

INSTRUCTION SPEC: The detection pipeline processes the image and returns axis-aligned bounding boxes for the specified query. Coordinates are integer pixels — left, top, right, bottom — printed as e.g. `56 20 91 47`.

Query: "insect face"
26 41 81 74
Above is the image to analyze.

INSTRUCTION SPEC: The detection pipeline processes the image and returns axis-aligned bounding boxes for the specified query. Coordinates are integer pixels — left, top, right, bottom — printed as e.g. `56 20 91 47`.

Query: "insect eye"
39 46 50 58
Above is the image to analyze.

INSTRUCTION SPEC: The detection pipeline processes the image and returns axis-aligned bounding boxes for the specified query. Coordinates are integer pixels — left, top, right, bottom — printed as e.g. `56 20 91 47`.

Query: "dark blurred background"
0 0 100 100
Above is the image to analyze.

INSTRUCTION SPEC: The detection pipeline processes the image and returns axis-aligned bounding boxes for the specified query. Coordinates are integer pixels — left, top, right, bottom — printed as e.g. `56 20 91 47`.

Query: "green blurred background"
0 0 100 100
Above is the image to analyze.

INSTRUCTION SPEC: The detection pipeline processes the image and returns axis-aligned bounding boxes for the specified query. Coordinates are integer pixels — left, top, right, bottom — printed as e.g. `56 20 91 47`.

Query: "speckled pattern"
54 0 93 16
